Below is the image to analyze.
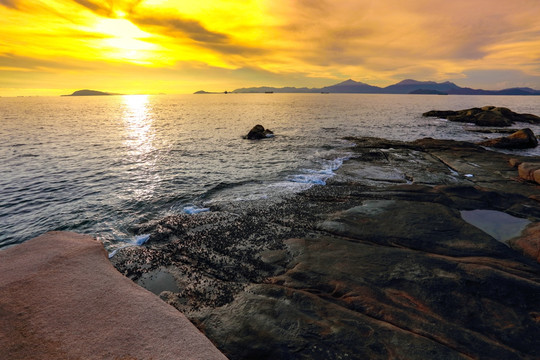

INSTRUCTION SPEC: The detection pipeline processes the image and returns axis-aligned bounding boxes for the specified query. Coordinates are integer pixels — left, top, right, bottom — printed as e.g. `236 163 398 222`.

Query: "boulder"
508 158 523 168
0 232 226 360
423 106 540 126
508 222 540 263
245 124 274 140
478 128 538 149
517 162 540 184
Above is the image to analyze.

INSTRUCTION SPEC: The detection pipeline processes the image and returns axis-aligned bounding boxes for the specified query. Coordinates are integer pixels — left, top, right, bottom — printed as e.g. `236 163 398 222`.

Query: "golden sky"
1 0 540 96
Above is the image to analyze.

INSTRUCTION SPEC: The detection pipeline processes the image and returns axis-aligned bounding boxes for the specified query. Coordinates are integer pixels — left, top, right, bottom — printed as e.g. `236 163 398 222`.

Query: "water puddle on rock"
460 210 530 242
137 269 180 295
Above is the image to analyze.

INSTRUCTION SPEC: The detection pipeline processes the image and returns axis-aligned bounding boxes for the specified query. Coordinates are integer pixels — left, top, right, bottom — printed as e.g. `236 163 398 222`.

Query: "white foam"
183 205 210 214
108 234 150 258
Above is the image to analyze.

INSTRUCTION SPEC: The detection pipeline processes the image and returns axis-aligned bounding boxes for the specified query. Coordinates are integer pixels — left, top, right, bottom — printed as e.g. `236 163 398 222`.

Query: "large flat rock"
112 137 540 359
0 231 226 360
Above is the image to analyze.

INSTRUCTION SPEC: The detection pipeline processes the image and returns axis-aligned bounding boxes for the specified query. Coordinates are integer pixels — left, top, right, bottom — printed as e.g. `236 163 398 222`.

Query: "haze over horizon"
2 0 540 96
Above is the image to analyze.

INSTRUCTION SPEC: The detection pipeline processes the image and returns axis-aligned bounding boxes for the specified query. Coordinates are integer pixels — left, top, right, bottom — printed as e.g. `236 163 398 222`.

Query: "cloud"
2 0 540 94
129 14 265 57
454 68 540 89
70 0 144 17
0 0 18 8
131 15 229 43
0 53 100 71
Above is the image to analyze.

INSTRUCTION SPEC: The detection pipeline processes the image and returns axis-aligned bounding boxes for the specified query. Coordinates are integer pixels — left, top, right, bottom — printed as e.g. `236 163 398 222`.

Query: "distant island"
195 79 540 95
194 90 229 94
62 89 118 96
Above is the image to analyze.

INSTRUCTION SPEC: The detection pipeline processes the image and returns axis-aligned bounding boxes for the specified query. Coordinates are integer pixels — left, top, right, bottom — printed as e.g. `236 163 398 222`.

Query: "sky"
1 0 540 96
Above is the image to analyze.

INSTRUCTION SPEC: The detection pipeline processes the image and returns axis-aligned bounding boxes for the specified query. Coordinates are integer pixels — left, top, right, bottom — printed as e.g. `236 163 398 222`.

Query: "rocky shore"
112 137 540 360
0 232 227 360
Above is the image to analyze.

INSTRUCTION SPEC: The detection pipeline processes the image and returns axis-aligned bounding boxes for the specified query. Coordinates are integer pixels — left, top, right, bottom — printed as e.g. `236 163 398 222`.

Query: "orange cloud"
1 0 540 95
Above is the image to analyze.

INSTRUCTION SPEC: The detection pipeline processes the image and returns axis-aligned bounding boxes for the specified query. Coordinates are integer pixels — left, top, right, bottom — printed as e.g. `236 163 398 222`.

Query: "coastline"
111 136 540 359
2 136 539 359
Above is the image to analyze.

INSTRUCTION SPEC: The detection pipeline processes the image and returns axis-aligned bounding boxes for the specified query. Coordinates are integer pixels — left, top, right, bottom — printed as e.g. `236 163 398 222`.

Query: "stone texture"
113 137 540 360
479 128 538 149
509 223 540 263
423 106 540 126
0 232 226 360
518 162 540 184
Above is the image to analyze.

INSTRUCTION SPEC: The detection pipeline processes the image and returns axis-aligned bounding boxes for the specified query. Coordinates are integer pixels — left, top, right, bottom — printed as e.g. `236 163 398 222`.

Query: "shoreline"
1 136 538 359
112 136 540 359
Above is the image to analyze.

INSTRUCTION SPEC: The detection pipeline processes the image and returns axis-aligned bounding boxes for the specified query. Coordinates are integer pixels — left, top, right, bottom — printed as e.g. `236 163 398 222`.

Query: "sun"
90 18 158 64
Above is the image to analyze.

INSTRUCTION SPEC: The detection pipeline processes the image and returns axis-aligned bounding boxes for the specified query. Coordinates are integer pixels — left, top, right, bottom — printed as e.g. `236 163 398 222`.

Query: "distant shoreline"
195 78 540 95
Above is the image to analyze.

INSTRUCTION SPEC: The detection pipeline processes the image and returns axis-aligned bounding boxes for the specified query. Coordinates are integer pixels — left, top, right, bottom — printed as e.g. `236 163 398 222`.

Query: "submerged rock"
423 106 540 126
245 124 274 139
479 128 538 149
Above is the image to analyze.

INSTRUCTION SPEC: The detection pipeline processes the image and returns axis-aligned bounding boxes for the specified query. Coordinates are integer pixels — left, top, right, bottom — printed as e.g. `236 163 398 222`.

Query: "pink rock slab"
0 231 227 360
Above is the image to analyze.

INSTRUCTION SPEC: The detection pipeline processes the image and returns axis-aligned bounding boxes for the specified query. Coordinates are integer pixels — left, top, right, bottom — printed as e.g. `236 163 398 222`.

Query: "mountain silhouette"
226 79 540 95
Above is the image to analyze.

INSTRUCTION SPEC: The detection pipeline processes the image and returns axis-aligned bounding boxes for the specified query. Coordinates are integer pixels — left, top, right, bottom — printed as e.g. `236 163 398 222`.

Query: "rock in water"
245 124 274 140
423 106 540 126
479 128 538 149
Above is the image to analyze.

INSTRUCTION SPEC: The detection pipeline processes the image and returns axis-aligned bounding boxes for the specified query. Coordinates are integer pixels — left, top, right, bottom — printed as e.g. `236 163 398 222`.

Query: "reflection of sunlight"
123 95 153 154
122 95 159 200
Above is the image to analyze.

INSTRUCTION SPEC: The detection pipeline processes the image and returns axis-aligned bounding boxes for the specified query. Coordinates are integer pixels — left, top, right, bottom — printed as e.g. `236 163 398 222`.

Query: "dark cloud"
72 0 113 16
130 14 265 56
70 0 144 17
0 0 18 9
131 15 229 43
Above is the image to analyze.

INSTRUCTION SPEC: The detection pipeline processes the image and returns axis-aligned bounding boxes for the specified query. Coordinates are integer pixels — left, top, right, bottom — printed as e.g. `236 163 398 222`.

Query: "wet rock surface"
423 106 540 126
479 128 538 149
244 124 274 139
112 137 540 360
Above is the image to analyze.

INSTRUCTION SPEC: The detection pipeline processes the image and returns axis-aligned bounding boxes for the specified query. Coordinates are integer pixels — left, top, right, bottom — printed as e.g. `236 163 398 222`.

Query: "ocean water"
1 93 540 249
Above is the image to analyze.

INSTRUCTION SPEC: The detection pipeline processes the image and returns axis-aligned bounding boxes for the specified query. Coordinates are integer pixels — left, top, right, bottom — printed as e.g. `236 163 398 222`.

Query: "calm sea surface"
2 94 540 249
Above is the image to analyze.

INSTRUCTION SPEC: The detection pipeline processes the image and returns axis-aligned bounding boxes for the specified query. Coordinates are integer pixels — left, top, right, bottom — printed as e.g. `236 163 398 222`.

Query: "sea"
2 93 540 250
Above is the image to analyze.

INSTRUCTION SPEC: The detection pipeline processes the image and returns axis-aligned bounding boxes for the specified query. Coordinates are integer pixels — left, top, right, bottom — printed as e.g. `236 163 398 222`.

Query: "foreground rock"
113 137 540 360
244 124 274 139
423 106 540 126
514 161 540 185
0 232 226 360
479 128 538 149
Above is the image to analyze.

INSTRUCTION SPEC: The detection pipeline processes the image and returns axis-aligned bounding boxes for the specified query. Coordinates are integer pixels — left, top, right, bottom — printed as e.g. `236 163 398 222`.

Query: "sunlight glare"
121 95 159 200
122 95 154 156
92 18 156 63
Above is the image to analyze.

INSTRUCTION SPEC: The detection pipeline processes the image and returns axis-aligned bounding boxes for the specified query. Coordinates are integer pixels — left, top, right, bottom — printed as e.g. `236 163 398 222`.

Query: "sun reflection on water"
122 95 154 155
121 94 159 201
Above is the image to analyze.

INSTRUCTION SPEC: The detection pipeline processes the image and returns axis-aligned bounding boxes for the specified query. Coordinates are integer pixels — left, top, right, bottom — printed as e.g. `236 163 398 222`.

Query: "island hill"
195 79 540 95
62 89 120 96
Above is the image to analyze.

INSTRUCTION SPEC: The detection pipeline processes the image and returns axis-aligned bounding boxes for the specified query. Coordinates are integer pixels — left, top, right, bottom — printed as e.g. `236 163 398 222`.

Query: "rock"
0 231 226 360
113 136 540 360
479 128 538 149
518 162 540 184
245 124 274 140
509 223 540 262
509 158 523 168
423 106 540 126
475 110 514 126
